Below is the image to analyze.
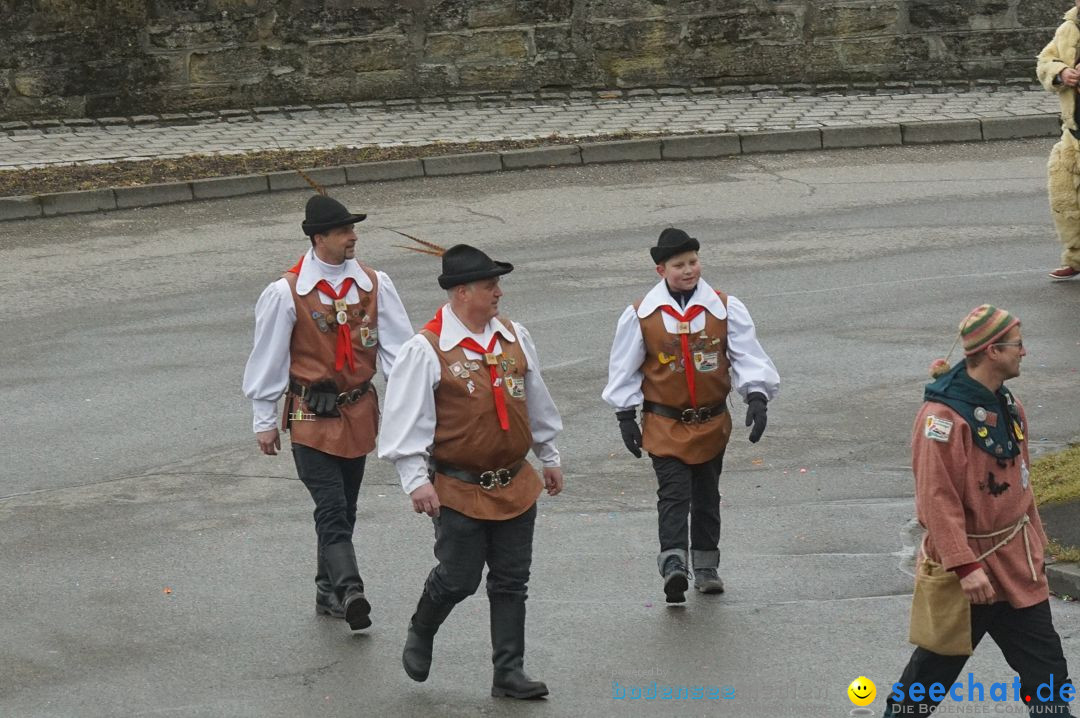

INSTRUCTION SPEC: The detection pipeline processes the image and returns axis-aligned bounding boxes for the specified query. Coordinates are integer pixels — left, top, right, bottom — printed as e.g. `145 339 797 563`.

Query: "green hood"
924 361 1023 460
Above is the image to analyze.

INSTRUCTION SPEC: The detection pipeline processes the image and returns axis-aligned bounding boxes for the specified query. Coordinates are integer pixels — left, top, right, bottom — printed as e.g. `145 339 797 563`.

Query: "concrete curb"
114 182 193 209
191 174 269 200
1047 563 1080 599
741 128 821 154
2 114 1060 222
580 138 662 164
822 124 902 149
268 167 347 192
500 145 582 169
901 119 982 144
423 152 502 176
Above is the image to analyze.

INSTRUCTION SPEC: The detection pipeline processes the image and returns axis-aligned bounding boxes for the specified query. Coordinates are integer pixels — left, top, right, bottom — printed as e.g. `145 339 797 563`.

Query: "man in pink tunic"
884 305 1073 716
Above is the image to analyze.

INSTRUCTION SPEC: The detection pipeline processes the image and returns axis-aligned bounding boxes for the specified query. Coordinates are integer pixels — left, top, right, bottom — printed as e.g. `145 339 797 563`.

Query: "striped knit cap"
960 304 1020 356
929 304 1020 377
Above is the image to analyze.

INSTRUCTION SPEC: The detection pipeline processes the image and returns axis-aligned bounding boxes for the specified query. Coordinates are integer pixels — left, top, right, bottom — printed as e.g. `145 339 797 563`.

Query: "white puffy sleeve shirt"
241 251 413 433
602 279 780 411
378 305 563 495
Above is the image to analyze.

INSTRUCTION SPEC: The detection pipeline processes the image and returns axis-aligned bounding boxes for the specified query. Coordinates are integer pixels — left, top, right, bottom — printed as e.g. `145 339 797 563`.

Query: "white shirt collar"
636 278 727 320
295 248 372 296
437 304 517 352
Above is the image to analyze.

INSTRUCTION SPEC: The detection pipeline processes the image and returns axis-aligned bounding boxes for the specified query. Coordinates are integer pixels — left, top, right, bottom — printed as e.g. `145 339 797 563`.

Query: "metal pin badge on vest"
311 311 331 333
333 299 349 325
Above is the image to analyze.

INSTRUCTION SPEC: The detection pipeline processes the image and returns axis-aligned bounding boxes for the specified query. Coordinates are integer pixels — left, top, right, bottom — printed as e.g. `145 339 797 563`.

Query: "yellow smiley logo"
847 676 876 707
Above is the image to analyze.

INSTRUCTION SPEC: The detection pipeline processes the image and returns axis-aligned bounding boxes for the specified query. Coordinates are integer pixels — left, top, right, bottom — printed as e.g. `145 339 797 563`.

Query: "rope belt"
968 514 1037 582
431 459 526 491
923 514 1036 583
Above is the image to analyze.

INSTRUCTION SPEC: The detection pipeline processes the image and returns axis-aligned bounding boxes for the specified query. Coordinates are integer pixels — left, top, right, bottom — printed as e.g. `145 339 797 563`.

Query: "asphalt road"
2 140 1080 718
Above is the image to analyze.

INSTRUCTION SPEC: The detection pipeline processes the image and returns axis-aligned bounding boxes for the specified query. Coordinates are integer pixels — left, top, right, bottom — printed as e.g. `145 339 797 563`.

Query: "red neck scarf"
425 308 510 431
288 255 359 372
659 304 706 407
315 278 357 371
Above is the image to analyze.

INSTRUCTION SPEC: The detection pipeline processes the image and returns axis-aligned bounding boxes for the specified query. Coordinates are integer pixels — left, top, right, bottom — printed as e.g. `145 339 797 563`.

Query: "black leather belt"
431 459 526 491
642 400 726 424
289 379 371 406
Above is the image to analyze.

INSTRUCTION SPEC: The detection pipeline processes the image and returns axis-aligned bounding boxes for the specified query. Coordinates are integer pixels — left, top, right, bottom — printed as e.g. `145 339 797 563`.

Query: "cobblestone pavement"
0 86 1060 169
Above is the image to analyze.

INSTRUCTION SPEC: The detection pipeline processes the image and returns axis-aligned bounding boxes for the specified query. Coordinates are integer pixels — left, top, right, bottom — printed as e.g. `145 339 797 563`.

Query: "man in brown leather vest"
378 244 564 699
242 194 413 632
603 228 780 603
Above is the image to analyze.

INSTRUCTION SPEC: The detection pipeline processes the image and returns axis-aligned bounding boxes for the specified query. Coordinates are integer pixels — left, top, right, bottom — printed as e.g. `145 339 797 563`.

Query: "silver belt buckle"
479 468 513 490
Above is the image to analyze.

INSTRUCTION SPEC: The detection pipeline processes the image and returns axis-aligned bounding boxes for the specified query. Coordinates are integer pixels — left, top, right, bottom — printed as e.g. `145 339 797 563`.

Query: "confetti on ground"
799 468 808 474
751 458 764 466
644 601 653 608
163 587 173 595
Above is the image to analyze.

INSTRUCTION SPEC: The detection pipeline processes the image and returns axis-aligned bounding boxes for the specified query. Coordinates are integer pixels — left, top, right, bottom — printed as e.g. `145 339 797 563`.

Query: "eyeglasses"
992 340 1024 349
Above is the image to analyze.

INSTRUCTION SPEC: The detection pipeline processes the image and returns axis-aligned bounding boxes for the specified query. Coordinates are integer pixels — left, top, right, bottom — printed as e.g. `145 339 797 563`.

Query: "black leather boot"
314 546 344 618
490 601 548 699
658 549 688 604
402 589 455 682
322 541 371 630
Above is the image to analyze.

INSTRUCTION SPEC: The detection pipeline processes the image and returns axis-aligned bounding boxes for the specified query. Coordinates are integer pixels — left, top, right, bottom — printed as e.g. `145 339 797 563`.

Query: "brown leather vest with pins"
637 292 732 465
281 261 380 459
421 312 542 521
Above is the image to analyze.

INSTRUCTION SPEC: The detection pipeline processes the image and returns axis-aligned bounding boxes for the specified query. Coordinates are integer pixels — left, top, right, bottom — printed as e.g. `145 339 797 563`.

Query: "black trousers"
291 444 366 548
887 600 1074 716
650 451 724 553
424 504 537 605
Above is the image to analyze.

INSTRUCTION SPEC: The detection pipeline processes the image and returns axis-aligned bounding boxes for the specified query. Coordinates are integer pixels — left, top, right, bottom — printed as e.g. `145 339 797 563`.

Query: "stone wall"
0 0 1066 120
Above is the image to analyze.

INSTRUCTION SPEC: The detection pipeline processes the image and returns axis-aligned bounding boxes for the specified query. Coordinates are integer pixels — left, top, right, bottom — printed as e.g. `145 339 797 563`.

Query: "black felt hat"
650 227 701 264
438 244 514 289
301 195 367 237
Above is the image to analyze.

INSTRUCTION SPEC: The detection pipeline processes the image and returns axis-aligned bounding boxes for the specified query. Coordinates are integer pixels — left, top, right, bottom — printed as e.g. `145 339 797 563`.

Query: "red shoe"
1049 266 1080 280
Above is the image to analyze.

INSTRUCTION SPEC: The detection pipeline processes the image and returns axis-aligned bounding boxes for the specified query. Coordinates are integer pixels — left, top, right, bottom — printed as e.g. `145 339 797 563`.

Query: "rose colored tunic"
913 400 1049 609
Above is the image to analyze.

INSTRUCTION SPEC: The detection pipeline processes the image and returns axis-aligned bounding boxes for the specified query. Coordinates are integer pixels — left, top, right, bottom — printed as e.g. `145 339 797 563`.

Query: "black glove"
615 409 642 458
306 380 341 417
745 392 768 443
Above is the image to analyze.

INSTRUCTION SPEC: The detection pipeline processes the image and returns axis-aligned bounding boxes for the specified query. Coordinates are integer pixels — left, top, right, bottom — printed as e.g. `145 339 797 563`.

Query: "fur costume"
1038 6 1080 269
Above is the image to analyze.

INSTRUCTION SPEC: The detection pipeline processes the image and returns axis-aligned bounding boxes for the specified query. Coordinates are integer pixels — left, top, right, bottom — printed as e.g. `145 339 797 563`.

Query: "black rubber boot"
314 546 344 618
490 601 548 699
322 541 371 630
402 590 455 682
